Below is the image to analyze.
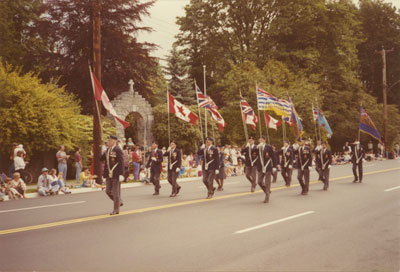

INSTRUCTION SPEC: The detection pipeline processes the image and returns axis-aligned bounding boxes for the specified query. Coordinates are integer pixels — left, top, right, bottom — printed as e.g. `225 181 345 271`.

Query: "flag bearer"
280 140 294 187
350 140 365 183
163 141 182 197
197 137 219 199
296 138 313 195
241 137 258 192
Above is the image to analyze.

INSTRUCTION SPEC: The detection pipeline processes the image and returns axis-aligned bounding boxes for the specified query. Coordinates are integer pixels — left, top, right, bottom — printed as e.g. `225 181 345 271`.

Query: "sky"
137 0 400 63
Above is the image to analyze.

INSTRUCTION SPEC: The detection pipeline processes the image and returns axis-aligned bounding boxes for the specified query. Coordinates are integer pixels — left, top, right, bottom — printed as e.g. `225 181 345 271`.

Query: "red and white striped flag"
168 92 198 125
90 72 130 128
264 112 281 130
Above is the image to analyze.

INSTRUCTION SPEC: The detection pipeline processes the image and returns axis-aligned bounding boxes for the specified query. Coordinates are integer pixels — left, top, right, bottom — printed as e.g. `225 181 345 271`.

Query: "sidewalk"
1 176 203 201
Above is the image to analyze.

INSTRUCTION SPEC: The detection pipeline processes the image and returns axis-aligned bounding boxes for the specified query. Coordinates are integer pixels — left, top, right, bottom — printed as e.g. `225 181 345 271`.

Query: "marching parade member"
318 141 332 190
241 136 258 192
197 137 219 199
146 141 164 195
256 136 277 203
271 145 279 183
101 135 124 215
313 140 323 181
350 140 365 183
280 140 294 187
296 138 313 195
215 145 226 191
163 141 182 197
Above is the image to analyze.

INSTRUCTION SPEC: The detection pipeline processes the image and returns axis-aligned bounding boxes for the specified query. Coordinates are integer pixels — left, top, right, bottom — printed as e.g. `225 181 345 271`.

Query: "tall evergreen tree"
166 45 196 105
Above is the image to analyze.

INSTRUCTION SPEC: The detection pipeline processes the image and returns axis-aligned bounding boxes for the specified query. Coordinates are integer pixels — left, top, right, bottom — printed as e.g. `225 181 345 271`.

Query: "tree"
166 45 196 105
35 0 158 112
0 0 46 73
357 0 400 107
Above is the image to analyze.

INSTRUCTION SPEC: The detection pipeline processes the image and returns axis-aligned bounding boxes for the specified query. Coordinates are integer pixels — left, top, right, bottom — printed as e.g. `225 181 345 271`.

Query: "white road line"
384 186 400 192
235 211 315 234
197 181 240 188
0 201 86 214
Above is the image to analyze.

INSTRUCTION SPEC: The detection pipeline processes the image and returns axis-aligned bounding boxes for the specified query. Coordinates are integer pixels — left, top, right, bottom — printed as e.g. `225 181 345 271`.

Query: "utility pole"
93 0 102 184
376 46 393 157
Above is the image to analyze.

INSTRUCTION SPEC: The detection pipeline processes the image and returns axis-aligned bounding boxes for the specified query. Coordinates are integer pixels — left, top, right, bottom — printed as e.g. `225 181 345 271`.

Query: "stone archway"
107 81 153 146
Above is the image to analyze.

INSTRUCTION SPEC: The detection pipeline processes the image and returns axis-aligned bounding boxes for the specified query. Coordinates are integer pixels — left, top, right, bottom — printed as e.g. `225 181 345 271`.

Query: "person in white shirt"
13 144 26 158
12 172 26 198
37 168 60 196
14 151 27 177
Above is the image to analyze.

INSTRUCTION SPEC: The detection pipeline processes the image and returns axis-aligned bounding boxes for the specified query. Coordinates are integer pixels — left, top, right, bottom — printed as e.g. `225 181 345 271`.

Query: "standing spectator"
13 144 26 158
230 146 239 176
14 151 27 178
37 168 59 196
9 143 18 178
395 143 400 157
132 145 141 181
367 140 373 153
122 145 130 182
56 145 69 182
74 147 82 184
12 172 26 198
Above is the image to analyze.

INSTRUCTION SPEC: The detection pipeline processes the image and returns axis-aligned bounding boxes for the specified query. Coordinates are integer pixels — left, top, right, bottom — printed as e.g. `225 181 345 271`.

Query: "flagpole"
167 86 171 146
195 81 205 144
255 83 262 138
88 63 103 137
316 98 322 141
240 92 249 142
264 113 270 144
203 65 208 138
358 104 361 141
312 102 318 143
281 116 285 142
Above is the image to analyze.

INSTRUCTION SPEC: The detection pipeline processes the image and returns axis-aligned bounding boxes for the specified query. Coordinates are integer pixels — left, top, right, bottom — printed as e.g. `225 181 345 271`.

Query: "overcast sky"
137 0 399 62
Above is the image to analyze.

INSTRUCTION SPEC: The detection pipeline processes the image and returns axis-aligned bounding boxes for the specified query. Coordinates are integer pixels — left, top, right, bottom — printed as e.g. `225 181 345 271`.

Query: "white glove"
362 159 366 162
272 168 277 173
151 157 157 161
289 165 293 169
176 168 180 172
308 166 312 170
215 170 219 175
246 143 250 147
200 144 205 149
167 147 171 152
328 165 331 169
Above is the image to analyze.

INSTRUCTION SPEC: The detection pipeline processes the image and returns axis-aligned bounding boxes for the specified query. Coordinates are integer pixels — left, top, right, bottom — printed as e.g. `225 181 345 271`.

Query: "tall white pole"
203 65 208 138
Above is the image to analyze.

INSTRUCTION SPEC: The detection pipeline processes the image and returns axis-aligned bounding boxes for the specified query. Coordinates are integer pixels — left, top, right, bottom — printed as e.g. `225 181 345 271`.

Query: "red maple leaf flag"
90 72 130 128
264 112 281 130
168 92 198 125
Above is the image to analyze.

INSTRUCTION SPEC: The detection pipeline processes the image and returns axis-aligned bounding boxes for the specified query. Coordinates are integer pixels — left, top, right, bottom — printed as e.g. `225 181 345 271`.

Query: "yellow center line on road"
1 167 399 236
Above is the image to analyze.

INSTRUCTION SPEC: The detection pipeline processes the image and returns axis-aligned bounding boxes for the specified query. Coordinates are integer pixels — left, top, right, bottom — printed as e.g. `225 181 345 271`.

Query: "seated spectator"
56 172 71 193
80 168 102 188
48 169 71 194
5 177 23 200
37 168 59 196
236 159 244 175
225 159 234 177
180 155 189 177
12 172 26 198
0 184 6 201
140 168 150 184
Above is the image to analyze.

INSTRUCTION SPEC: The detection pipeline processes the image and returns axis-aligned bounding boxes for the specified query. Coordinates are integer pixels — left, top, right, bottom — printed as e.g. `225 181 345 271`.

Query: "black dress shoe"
359 180 362 183
352 179 358 183
176 186 181 194
110 211 119 215
153 192 159 196
120 202 124 207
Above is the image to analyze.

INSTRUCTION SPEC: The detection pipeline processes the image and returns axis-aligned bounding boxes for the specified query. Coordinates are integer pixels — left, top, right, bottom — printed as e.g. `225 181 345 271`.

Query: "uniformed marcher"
197 137 219 199
350 140 365 183
296 138 313 195
271 145 279 183
241 137 258 192
313 140 323 181
163 141 182 197
215 145 226 191
280 140 294 187
101 135 124 215
317 141 332 190
146 141 164 195
256 136 277 203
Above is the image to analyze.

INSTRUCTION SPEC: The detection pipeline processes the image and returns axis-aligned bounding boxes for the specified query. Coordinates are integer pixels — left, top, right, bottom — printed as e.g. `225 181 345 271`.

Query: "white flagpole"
255 83 262 138
203 65 208 138
195 81 205 144
167 86 171 146
265 113 270 144
312 102 318 142
239 92 249 142
88 63 103 137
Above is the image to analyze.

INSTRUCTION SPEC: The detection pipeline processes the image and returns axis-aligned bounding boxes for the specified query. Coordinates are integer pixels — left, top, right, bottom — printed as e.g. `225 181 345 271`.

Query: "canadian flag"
90 72 130 128
264 112 281 130
168 92 198 125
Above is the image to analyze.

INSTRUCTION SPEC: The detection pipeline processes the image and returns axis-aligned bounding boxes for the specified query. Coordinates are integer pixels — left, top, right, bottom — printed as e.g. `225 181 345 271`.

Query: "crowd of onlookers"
1 138 399 201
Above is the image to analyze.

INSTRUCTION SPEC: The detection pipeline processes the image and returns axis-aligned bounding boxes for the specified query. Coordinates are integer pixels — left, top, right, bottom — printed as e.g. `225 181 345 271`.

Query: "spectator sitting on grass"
5 177 23 200
48 169 71 194
56 172 71 194
12 172 26 198
0 184 6 201
80 168 103 188
139 168 150 184
37 168 59 196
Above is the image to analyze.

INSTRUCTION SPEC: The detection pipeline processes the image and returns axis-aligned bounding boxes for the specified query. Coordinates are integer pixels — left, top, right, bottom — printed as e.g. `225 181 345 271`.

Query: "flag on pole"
287 96 303 142
196 84 217 109
257 87 292 116
317 107 333 138
240 98 258 130
207 107 226 131
264 112 281 130
168 92 198 125
312 103 318 123
90 71 130 128
359 106 382 141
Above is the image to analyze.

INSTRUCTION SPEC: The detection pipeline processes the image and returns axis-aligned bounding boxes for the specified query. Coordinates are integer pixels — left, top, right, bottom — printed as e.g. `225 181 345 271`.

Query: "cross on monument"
128 79 134 93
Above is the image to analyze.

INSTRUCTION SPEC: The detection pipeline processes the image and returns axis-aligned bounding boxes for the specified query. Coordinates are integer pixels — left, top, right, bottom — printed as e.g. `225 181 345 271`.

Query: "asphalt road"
0 159 399 271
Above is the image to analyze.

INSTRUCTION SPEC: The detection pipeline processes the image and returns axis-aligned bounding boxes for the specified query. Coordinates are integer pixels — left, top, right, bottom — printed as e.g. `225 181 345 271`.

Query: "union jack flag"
196 84 217 109
240 98 258 130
